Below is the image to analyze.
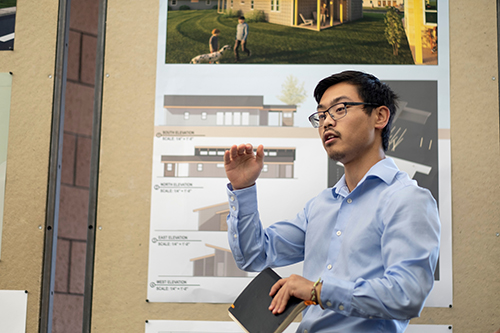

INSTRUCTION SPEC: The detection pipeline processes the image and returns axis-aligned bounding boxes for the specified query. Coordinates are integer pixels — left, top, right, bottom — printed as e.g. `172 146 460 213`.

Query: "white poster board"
0 290 28 333
0 72 12 259
144 320 452 333
148 0 452 307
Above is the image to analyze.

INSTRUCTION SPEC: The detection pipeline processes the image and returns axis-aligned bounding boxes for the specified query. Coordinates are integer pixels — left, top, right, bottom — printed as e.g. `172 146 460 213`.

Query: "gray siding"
349 0 363 21
169 0 217 10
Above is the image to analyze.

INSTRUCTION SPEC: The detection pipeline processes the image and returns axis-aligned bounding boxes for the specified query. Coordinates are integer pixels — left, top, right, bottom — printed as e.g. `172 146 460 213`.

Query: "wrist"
306 278 322 307
232 182 255 191
316 281 324 309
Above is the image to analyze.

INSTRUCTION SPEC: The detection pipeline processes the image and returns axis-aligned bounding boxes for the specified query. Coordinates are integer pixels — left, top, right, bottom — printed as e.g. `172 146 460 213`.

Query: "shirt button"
230 195 235 201
327 264 332 270
326 301 332 307
336 230 342 236
231 206 236 211
346 198 352 204
304 330 308 333
339 304 345 311
233 234 237 238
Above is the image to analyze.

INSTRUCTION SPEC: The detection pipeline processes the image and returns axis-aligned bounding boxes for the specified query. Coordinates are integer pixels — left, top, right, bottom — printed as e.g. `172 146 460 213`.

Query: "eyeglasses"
308 102 380 128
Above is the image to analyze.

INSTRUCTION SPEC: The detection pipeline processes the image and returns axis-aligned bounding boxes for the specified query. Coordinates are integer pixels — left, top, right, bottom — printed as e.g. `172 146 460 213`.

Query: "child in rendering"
209 29 220 64
209 29 220 54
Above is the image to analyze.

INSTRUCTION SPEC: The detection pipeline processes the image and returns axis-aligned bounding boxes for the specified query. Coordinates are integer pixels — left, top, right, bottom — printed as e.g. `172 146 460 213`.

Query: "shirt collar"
332 157 400 198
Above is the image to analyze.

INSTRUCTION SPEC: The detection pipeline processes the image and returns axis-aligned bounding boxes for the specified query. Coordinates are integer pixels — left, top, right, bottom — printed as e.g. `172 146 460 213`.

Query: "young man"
224 71 440 332
234 16 251 62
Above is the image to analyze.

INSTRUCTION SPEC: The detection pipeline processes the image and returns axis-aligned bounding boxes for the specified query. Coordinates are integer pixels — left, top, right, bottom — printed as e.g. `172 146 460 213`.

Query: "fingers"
229 144 239 160
223 150 229 164
269 279 290 314
224 145 238 166
269 278 285 297
268 275 315 314
245 144 254 155
237 143 248 156
255 145 264 163
270 290 290 314
226 144 261 162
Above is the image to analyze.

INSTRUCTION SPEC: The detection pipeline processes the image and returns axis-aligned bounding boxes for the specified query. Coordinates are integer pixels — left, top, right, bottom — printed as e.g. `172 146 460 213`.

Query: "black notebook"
228 267 307 333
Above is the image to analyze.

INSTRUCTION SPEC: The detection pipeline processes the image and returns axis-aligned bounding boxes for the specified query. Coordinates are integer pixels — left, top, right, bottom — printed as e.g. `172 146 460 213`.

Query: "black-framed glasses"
308 102 380 128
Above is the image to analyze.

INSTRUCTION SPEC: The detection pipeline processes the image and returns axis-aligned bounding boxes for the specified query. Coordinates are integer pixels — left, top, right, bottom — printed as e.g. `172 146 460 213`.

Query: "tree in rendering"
277 75 307 106
384 7 404 56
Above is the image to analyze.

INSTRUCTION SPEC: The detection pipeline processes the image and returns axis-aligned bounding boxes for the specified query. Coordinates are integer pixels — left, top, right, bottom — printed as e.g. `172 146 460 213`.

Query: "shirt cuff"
226 183 258 216
320 277 355 316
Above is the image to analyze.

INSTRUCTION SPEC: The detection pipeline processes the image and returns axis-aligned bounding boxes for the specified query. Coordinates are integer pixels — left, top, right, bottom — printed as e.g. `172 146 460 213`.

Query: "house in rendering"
362 0 403 8
403 0 438 64
162 146 296 178
163 95 296 127
190 244 247 277
194 202 229 232
168 0 217 10
218 0 363 31
190 202 246 277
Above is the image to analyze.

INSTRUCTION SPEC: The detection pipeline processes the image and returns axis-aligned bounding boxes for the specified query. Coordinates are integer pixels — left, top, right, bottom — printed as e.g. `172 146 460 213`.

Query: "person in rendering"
223 70 441 332
209 28 220 54
320 2 328 25
234 16 251 62
209 28 220 64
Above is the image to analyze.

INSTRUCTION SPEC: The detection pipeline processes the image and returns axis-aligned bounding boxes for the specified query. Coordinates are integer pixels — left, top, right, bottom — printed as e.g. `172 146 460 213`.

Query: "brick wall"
52 0 99 331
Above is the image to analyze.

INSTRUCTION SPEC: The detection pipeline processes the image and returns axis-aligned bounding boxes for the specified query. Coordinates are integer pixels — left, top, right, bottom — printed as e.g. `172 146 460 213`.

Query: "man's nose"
323 111 336 128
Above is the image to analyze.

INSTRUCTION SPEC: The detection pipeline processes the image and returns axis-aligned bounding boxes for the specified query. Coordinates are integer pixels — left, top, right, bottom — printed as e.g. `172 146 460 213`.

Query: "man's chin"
327 151 345 162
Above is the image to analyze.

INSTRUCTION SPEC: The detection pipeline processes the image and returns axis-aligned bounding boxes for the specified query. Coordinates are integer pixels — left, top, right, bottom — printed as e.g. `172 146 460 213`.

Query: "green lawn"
166 9 414 65
0 0 16 9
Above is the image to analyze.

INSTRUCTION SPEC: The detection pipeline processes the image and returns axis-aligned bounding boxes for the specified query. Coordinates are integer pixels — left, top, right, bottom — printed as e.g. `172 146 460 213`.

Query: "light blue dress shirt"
226 158 440 333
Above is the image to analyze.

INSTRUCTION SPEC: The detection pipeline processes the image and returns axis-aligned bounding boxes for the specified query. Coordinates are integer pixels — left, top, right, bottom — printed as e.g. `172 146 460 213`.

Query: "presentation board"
147 0 452 308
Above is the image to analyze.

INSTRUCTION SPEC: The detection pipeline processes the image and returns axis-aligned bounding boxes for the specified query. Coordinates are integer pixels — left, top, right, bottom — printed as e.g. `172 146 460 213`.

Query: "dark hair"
313 70 398 151
239 16 245 20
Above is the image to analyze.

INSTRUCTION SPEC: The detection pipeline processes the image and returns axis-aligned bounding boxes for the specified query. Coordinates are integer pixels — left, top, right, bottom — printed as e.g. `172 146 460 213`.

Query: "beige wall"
89 1 500 332
0 1 59 332
0 1 99 332
1 0 499 332
95 1 500 332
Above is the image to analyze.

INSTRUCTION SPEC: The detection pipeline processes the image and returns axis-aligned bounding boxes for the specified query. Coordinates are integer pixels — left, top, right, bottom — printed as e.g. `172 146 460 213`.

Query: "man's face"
318 82 379 165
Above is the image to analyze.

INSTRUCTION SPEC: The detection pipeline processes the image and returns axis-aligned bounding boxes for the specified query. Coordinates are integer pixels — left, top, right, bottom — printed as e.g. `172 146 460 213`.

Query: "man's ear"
374 106 390 130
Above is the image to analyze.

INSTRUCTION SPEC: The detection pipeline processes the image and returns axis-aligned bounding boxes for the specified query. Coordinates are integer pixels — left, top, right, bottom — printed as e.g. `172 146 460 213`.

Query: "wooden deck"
295 20 343 31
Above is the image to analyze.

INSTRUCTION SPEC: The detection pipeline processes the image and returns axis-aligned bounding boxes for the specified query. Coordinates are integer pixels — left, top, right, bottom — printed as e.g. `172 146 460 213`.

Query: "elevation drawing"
162 146 296 178
191 202 247 277
163 95 296 127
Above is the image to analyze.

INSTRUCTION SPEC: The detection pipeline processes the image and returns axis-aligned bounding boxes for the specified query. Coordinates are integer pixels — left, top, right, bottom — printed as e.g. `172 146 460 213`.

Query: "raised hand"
224 144 264 190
